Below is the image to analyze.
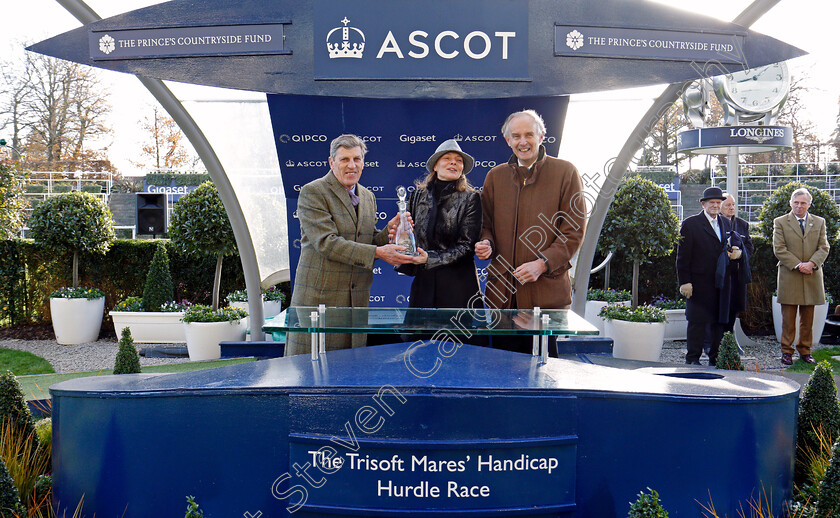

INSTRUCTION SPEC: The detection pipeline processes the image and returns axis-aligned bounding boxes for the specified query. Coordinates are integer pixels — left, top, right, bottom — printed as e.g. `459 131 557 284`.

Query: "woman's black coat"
396 180 482 309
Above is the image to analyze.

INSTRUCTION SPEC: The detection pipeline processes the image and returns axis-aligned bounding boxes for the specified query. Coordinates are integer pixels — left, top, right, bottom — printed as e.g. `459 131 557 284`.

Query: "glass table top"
263 307 598 336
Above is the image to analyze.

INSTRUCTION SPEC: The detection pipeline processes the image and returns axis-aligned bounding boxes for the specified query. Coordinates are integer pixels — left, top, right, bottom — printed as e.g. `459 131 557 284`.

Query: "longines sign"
555 25 746 63
313 0 529 80
89 23 290 60
677 125 793 155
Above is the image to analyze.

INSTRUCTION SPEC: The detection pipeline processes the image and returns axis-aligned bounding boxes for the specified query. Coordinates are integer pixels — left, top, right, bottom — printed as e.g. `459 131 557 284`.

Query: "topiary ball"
28 191 115 256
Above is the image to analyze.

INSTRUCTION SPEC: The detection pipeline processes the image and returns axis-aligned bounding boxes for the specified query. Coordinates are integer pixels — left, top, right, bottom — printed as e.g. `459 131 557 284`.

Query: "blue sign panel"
89 23 290 60
555 25 746 63
288 435 576 514
677 125 792 154
268 95 568 307
314 0 529 80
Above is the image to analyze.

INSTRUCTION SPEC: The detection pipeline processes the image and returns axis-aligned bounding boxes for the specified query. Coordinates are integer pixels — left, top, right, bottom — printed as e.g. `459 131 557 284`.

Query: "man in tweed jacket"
287 134 417 356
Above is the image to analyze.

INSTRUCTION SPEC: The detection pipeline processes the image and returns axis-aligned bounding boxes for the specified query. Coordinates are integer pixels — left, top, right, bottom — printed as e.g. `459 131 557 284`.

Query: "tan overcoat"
479 146 585 310
773 212 830 305
287 171 389 355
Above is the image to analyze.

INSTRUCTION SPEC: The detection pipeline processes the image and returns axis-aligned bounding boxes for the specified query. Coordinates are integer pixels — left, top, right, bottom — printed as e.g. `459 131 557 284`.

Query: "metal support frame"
572 0 782 315
56 0 266 340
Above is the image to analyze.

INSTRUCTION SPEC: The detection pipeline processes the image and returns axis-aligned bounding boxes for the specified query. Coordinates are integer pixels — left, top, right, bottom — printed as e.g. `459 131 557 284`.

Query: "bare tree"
641 100 691 170
0 54 34 160
18 51 112 165
134 105 197 170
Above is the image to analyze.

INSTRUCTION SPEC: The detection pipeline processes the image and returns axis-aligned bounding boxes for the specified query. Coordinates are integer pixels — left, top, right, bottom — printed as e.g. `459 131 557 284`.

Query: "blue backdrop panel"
269 95 568 306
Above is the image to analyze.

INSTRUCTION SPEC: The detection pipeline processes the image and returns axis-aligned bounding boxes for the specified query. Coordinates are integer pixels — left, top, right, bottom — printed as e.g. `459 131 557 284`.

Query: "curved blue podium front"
50 343 798 517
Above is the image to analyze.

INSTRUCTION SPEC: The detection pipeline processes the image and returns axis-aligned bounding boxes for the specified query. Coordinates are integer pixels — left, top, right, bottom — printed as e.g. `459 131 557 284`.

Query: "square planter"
604 319 665 362
109 311 186 343
663 309 687 340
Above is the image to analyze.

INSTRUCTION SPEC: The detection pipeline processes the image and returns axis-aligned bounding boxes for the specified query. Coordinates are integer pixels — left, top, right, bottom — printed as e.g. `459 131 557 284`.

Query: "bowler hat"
700 186 725 202
426 139 475 175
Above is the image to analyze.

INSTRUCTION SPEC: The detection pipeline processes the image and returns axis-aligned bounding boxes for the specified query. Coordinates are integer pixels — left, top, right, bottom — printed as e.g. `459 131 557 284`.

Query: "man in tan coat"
475 110 586 352
774 187 830 365
287 134 418 356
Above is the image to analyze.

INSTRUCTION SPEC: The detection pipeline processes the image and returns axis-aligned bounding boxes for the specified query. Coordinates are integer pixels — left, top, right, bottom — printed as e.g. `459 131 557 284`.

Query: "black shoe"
781 353 793 365
686 360 701 365
801 355 817 364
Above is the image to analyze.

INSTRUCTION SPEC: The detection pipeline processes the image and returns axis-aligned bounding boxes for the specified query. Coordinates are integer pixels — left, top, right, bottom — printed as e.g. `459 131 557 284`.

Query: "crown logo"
285 160 295 167
396 160 406 168
326 17 365 59
453 134 463 141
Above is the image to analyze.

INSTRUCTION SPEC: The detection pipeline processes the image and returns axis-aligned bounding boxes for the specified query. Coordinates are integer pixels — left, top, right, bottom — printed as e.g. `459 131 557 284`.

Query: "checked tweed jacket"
287 171 389 355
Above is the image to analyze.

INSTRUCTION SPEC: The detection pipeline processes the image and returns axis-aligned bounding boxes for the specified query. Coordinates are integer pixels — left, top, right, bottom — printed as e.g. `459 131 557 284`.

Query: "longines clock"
713 62 790 125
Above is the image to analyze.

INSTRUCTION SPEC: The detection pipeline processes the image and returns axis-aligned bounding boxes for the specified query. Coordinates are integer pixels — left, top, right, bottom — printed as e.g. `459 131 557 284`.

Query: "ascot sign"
314 0 528 80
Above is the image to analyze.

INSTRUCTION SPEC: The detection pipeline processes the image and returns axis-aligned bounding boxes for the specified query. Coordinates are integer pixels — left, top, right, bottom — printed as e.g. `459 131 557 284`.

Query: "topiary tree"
758 181 840 244
628 487 669 517
716 332 744 371
599 177 680 307
816 440 840 517
799 361 840 479
0 458 25 518
142 243 174 311
28 191 115 288
169 182 237 310
0 371 35 441
114 328 141 375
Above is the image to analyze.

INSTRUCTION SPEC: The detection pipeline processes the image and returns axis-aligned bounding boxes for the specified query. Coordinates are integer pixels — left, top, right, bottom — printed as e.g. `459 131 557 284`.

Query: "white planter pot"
230 299 284 318
50 297 105 345
109 311 186 343
772 295 828 345
584 300 630 336
663 309 687 341
604 318 665 362
184 320 247 361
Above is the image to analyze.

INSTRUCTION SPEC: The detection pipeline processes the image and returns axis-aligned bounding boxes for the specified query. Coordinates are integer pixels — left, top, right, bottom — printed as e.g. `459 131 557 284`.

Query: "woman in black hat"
395 139 483 310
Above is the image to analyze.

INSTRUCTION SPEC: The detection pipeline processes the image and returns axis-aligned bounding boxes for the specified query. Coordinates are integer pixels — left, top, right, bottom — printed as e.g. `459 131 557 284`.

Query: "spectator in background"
774 187 830 365
721 193 753 334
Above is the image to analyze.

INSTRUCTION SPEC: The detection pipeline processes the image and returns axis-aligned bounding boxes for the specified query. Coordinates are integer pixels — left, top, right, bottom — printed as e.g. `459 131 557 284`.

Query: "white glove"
679 283 693 299
728 246 742 260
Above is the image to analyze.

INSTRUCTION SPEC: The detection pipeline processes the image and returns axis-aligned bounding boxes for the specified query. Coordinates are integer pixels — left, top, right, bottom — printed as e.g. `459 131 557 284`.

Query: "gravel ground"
1 337 191 373
1 332 830 374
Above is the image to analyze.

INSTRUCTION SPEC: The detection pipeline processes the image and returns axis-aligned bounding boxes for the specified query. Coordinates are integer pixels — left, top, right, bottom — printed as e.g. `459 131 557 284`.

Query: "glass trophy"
394 186 417 255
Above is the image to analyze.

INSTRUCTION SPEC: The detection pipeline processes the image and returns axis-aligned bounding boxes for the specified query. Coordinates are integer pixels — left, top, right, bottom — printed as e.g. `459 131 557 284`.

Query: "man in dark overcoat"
676 187 744 365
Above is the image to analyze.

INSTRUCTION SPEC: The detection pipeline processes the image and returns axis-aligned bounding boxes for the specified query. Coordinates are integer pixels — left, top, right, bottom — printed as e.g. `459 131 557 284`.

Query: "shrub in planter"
600 305 667 361
757 181 840 243
113 296 144 312
114 328 141 374
651 295 686 310
715 332 744 371
598 177 680 307
600 304 667 323
586 288 631 303
799 361 840 454
628 487 668 517
816 440 840 517
182 304 248 323
0 370 35 441
169 182 237 310
142 243 174 312
28 191 115 289
0 458 25 518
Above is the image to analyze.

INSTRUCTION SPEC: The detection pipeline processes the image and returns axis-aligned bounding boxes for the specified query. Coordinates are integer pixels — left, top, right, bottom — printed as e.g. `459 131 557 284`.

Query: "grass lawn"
0 347 56 375
17 357 256 401
786 347 840 373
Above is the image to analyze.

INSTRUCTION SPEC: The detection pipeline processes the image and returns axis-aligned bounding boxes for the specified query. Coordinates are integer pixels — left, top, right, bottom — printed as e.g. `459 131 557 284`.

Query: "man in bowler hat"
676 186 744 365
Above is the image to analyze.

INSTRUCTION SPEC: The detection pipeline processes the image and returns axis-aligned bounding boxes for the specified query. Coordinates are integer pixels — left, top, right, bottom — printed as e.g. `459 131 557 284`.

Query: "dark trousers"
687 320 723 365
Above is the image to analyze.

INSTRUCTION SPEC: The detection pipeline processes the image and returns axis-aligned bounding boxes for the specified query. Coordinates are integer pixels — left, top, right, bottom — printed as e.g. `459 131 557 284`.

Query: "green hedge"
145 172 210 187
0 239 247 326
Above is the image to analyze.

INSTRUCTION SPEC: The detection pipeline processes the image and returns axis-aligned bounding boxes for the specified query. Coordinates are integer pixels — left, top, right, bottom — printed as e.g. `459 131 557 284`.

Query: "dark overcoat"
727 216 753 315
676 211 741 323
396 180 482 308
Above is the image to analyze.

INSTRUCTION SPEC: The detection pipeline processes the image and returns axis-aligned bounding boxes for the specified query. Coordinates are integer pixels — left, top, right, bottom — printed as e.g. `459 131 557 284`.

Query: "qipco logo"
278 134 329 143
475 160 497 168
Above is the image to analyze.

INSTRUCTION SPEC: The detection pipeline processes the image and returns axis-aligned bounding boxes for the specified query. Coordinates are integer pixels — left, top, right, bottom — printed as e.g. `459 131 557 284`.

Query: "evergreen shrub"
113 328 141 374
716 332 744 371
628 487 669 517
0 371 34 440
142 243 174 312
0 458 24 518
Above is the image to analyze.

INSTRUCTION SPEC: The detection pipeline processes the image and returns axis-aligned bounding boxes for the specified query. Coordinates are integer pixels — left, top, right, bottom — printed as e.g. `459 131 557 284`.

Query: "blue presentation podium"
50 308 799 517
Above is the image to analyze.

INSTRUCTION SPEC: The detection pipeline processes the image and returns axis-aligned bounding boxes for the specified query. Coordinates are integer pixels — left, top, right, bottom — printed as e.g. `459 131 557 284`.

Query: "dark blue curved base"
51 343 798 517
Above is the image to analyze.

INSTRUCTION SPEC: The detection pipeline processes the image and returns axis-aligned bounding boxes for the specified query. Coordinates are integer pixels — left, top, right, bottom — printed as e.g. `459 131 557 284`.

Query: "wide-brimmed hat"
426 139 475 175
700 186 725 202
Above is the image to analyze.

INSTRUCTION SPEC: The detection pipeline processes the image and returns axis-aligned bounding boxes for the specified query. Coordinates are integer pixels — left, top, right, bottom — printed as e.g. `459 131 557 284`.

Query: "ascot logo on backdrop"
315 0 529 80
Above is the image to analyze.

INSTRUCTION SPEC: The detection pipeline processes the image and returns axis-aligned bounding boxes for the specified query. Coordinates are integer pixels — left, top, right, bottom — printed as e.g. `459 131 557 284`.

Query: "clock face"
721 62 790 113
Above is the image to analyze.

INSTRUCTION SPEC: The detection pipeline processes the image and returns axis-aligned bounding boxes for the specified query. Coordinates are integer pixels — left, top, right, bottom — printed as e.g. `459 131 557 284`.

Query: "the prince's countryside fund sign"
314 0 529 80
